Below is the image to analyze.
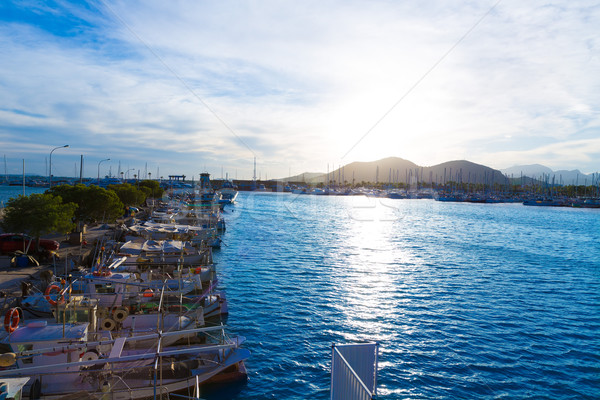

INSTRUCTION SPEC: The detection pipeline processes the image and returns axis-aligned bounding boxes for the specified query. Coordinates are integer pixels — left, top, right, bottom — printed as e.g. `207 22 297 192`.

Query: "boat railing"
1 326 235 377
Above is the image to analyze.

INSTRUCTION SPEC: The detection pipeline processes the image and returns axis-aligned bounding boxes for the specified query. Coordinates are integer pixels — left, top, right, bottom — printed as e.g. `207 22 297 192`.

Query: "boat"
253 184 271 192
217 180 238 205
0 319 249 399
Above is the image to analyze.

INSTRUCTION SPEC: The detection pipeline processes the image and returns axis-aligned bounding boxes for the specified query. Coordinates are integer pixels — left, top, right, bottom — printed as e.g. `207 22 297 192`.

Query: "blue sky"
1 0 599 180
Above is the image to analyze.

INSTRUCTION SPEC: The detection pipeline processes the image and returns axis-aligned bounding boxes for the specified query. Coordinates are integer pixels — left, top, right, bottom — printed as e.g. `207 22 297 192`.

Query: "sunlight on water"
213 193 600 400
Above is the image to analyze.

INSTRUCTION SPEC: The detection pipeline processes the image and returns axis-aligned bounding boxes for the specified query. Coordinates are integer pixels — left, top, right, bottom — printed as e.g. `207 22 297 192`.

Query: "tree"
1 193 76 250
48 184 124 224
139 180 164 198
108 183 147 208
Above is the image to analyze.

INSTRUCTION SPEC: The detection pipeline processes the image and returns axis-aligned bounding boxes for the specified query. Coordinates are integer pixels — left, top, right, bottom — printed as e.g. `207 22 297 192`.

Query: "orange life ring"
143 289 154 298
4 308 20 333
44 284 65 306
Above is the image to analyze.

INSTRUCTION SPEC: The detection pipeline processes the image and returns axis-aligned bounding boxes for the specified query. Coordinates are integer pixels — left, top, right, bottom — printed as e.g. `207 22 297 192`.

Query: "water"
0 185 46 207
3 186 598 398
212 192 600 399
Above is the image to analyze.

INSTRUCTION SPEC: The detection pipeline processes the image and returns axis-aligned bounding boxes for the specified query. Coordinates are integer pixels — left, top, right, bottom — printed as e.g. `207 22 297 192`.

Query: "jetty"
0 173 248 399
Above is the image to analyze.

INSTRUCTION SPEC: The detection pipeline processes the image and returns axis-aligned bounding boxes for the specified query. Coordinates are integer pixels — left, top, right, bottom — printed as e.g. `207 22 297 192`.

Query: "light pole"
97 158 110 182
49 144 69 188
125 168 135 180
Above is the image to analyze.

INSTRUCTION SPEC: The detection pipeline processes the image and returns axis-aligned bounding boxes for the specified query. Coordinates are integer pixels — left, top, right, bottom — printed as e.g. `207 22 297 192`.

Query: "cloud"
0 0 598 178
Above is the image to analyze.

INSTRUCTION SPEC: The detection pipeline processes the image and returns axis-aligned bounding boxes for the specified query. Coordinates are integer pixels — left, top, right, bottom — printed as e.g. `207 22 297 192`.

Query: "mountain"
422 160 506 185
500 164 553 178
501 164 596 185
281 157 506 185
278 172 323 183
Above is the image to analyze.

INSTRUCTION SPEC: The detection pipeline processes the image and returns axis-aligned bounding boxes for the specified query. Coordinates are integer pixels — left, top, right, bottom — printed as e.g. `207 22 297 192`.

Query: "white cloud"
0 0 599 177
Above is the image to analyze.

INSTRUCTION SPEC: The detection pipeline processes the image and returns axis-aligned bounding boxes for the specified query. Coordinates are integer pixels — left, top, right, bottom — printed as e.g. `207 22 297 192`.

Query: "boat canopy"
2 323 88 343
120 239 195 255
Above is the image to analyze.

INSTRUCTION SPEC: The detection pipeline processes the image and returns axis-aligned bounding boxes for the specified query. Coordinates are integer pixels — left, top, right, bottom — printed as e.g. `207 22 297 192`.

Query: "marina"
1 182 600 398
0 176 250 399
2 1 600 398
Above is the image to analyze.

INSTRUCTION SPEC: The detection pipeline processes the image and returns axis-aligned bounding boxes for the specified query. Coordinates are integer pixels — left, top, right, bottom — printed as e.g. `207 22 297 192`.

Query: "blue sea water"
0 185 46 206
211 192 600 399
2 187 598 398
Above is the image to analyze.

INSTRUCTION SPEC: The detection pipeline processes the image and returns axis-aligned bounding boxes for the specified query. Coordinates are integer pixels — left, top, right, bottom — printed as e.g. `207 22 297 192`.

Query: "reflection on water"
215 192 600 400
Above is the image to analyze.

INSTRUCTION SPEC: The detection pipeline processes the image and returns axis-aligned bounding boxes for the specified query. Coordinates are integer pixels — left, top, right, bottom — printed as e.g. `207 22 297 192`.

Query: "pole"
49 144 69 188
79 155 84 184
97 158 110 182
22 159 25 196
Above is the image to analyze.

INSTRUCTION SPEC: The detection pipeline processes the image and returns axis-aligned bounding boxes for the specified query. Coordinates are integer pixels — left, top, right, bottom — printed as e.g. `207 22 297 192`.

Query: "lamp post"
125 168 135 180
97 158 110 182
49 144 69 188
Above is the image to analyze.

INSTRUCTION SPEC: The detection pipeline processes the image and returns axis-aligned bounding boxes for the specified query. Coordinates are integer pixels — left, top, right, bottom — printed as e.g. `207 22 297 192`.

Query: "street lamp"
49 144 69 188
97 158 111 182
125 168 135 180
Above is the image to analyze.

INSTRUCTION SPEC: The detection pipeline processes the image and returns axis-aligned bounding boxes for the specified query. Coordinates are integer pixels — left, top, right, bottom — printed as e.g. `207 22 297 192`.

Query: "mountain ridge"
278 158 598 185
278 157 507 185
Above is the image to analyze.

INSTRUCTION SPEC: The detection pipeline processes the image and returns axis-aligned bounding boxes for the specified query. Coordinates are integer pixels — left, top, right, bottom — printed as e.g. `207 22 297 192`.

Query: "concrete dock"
0 224 117 298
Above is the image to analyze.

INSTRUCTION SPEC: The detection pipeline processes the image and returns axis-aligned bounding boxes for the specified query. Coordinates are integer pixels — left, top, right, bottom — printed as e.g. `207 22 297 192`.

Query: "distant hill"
501 164 553 177
422 160 506 185
277 172 323 183
501 164 596 185
280 157 507 185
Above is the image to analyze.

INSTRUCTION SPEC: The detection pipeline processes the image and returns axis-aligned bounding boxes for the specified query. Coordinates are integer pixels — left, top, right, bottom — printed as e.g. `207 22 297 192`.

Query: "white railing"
331 342 378 400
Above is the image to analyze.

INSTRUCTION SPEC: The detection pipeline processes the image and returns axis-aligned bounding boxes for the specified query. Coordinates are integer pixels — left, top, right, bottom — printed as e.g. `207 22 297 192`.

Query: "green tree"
139 180 164 198
1 193 76 250
108 183 147 208
48 184 124 224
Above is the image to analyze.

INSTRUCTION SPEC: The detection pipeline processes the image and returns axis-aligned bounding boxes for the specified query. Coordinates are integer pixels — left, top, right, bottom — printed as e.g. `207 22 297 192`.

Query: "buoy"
113 307 129 323
101 318 116 331
4 308 20 333
143 289 154 298
44 284 65 306
0 352 17 367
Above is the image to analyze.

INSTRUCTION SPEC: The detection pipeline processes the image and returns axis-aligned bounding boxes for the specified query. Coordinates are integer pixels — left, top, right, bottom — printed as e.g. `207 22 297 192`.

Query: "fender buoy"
101 318 116 331
3 308 20 333
44 284 65 306
113 307 129 323
0 352 17 367
143 289 154 298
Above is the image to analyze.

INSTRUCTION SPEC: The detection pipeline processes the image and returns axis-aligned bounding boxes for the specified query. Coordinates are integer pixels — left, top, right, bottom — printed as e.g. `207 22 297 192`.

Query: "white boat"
0 322 249 399
118 239 208 265
217 180 238 204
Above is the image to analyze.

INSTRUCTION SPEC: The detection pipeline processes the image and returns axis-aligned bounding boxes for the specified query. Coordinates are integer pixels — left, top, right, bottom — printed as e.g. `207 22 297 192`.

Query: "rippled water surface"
211 192 600 400
0 186 46 206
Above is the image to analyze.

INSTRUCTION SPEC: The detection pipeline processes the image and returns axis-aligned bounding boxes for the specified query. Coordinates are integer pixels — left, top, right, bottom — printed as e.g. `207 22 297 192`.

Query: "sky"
1 0 599 180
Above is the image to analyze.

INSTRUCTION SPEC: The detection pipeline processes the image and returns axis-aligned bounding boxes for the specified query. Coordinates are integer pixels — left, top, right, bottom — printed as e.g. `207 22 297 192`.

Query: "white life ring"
101 318 116 331
81 351 99 362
